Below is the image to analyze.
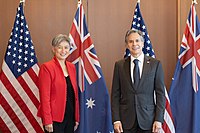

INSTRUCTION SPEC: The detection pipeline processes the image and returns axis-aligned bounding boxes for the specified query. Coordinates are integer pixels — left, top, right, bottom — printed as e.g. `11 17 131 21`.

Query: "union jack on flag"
178 2 200 93
67 1 113 133
125 2 175 133
169 2 200 133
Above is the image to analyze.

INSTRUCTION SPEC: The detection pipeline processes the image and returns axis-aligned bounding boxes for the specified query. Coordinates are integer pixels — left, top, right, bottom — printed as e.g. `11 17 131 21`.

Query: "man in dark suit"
111 29 165 133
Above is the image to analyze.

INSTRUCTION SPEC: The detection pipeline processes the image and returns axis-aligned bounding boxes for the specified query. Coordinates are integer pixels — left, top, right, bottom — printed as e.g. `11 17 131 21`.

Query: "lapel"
124 56 133 88
138 56 151 88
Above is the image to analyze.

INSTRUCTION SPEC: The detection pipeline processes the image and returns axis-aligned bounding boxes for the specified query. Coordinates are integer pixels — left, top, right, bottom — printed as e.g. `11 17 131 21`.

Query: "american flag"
169 2 200 133
124 2 175 133
0 2 43 132
67 1 113 133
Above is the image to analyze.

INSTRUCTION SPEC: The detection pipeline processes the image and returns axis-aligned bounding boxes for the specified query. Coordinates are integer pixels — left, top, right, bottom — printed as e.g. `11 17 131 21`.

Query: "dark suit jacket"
111 56 165 130
37 56 80 125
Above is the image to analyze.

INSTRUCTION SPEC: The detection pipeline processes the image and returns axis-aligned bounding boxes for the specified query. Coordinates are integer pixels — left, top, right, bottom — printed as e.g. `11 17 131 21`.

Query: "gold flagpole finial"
137 0 140 3
78 0 82 4
20 0 25 3
192 0 198 4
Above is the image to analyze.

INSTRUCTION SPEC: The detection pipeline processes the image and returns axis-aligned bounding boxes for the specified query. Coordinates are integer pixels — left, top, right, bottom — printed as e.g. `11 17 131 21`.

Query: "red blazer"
37 57 79 125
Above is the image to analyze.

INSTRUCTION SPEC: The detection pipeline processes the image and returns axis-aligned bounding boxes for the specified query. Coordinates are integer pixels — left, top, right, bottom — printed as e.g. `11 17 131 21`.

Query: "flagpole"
137 0 140 3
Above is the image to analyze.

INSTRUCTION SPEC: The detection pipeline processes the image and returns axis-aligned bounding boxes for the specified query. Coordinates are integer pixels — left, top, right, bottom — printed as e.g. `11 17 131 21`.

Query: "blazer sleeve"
111 62 121 123
154 61 166 123
38 64 53 125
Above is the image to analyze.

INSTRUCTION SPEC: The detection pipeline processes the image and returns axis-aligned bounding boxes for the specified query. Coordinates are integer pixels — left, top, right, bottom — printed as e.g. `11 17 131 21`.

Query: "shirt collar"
130 53 144 63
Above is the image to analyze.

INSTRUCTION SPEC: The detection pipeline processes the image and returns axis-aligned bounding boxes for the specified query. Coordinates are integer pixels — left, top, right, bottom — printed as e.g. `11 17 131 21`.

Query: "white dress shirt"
130 53 144 83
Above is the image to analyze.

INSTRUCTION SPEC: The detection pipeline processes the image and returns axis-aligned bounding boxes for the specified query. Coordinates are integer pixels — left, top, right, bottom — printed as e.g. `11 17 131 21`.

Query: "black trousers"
123 117 152 133
44 105 75 133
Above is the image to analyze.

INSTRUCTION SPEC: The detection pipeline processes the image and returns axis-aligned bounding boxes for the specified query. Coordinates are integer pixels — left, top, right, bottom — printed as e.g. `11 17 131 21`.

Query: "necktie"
133 59 140 88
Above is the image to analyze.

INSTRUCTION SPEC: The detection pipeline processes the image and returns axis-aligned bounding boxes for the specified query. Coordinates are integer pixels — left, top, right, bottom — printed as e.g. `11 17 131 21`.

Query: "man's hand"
152 121 162 133
74 122 79 131
114 121 123 133
45 124 53 132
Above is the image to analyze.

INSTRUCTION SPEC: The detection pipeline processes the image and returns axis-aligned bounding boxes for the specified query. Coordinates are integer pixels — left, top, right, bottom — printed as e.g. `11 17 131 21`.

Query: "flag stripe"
22 70 40 102
1 62 43 132
0 86 29 132
26 64 39 86
0 104 15 133
1 72 42 132
18 75 39 108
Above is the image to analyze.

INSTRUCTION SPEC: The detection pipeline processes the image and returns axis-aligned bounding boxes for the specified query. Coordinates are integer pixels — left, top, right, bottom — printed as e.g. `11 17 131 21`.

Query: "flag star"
137 23 140 27
24 57 28 61
26 25 28 28
14 40 17 44
16 20 19 24
21 16 24 19
147 40 150 44
20 29 23 33
31 46 34 49
15 27 19 31
135 8 137 12
9 39 12 42
17 68 21 73
134 15 137 19
146 53 150 56
24 64 28 68
15 34 18 38
18 49 22 53
14 47 17 51
142 32 145 36
8 45 11 49
13 54 16 57
137 17 141 21
133 22 136 25
96 131 101 133
7 52 11 56
19 42 23 46
17 13 20 17
12 60 16 64
146 46 150 51
142 25 146 30
30 59 34 63
25 44 29 48
25 31 29 35
20 36 23 40
18 62 22 66
25 37 29 41
18 55 22 59
24 50 28 54
86 98 95 109
21 22 24 26
30 52 34 56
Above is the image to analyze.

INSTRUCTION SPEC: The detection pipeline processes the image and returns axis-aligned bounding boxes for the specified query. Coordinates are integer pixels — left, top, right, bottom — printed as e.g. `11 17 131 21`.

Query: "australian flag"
67 1 113 133
169 3 200 133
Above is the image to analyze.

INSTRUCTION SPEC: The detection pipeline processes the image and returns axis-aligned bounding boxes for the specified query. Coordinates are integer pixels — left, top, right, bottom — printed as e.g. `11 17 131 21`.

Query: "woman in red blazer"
37 34 79 133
